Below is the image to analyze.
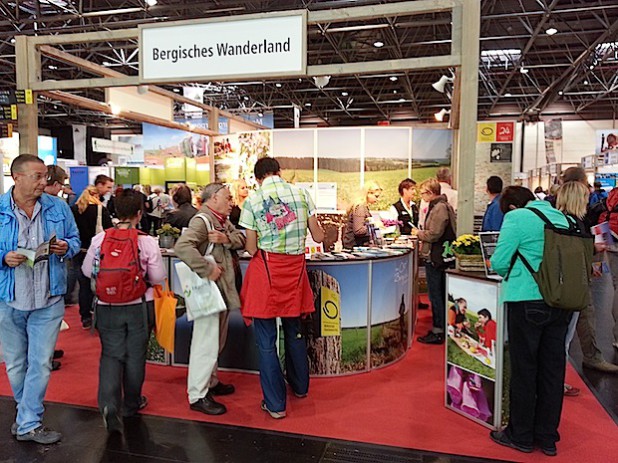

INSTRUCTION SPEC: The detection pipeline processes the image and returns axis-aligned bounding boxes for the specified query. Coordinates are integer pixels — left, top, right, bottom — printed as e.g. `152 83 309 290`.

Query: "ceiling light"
146 0 158 6
313 75 331 89
48 65 58 70
520 67 529 74
243 96 249 100
373 41 384 48
305 102 312 107
275 83 282 88
393 90 398 94
397 98 406 103
10 38 16 44
389 76 398 82
102 61 112 66
432 75 454 93
341 91 348 96
584 80 589 85
173 88 180 93
434 108 450 122
109 103 121 115
504 92 512 97
258 112 264 117
545 27 558 36
589 65 595 70
558 90 564 95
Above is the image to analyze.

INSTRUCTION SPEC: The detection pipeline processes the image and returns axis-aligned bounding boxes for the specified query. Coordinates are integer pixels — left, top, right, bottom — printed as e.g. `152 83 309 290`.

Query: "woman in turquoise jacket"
489 186 577 457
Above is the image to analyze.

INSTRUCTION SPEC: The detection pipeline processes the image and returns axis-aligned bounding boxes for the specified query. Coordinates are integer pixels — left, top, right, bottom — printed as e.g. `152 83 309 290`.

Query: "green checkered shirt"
239 176 315 255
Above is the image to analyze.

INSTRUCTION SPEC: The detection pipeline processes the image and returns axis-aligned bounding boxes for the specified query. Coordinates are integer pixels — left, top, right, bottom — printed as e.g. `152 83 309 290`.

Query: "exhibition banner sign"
139 12 307 83
320 286 341 337
477 122 514 143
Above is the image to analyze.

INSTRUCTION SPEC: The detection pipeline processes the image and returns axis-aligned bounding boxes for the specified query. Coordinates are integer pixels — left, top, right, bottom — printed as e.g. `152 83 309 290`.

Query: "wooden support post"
454 0 480 234
15 36 39 155
208 108 219 183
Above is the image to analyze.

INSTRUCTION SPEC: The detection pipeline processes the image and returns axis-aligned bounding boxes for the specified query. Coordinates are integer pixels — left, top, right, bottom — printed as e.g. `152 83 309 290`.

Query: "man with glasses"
0 155 80 444
175 183 246 416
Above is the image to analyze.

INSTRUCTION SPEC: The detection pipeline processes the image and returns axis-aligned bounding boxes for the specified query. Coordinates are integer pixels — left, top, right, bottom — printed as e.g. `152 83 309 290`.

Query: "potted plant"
156 223 181 249
451 234 484 271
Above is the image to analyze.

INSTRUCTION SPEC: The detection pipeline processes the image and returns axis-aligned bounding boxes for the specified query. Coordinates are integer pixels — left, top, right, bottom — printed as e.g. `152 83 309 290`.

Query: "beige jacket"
174 207 246 309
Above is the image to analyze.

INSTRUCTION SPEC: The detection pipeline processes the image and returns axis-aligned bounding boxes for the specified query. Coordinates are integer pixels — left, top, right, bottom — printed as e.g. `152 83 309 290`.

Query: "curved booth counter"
157 246 417 377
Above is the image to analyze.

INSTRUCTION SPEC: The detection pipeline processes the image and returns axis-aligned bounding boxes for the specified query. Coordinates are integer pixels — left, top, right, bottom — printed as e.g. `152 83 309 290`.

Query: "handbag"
153 279 177 353
174 213 226 321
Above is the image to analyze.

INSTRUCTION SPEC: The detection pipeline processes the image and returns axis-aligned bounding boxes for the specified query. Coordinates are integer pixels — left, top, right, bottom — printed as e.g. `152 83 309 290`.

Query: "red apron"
240 251 315 324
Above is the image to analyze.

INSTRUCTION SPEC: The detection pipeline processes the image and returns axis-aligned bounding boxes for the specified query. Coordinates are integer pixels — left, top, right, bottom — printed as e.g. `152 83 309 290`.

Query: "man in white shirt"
419 167 458 227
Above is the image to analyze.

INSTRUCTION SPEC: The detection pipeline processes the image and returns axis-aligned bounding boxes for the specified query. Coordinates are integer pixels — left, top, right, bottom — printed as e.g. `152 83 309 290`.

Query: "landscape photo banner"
140 12 307 82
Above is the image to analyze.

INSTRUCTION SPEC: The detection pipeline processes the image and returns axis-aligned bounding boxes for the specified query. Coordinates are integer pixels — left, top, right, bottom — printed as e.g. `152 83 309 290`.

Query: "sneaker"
417 331 444 345
563 383 580 397
10 423 17 436
540 444 558 457
582 359 618 374
16 426 62 444
53 350 64 360
489 430 533 453
210 382 235 396
190 394 226 415
82 319 92 330
138 396 148 410
51 360 61 371
261 401 286 419
103 406 122 434
418 301 429 310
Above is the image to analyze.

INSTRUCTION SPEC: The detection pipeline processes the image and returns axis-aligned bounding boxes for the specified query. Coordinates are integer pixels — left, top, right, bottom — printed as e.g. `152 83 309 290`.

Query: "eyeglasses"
16 172 47 182
420 190 431 195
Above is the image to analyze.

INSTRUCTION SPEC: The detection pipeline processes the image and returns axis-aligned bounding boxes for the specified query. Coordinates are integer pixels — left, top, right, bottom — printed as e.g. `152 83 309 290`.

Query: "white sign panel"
140 12 307 83
92 138 135 157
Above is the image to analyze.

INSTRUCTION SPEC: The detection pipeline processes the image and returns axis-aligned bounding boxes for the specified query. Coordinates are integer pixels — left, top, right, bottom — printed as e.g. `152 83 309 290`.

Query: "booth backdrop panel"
142 123 209 166
214 131 272 185
115 166 140 187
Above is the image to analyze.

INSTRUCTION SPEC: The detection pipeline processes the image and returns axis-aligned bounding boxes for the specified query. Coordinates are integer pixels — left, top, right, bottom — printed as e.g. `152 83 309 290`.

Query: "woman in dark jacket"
164 185 198 230
411 178 456 345
71 185 113 329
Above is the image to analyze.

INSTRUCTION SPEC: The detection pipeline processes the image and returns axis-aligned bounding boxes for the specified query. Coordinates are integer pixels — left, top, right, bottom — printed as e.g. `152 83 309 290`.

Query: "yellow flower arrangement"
451 234 481 255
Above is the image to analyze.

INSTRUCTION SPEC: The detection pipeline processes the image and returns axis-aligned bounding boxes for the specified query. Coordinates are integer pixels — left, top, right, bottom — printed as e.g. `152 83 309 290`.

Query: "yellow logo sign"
477 122 496 143
320 286 341 336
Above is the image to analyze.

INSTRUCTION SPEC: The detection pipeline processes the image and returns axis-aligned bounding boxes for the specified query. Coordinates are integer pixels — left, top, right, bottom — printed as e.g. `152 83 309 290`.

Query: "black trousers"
505 300 572 448
425 262 446 333
74 251 94 322
96 301 154 417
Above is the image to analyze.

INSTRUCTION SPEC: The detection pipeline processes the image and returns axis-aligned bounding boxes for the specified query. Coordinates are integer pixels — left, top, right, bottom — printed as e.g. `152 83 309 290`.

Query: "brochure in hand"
16 232 57 268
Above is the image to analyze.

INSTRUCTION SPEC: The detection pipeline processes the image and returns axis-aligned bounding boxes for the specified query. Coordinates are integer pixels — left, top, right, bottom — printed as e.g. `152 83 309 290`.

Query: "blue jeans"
425 262 446 333
254 317 309 413
0 299 64 434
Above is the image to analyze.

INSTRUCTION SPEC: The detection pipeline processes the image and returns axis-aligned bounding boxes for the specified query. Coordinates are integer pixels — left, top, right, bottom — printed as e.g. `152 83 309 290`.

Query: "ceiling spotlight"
146 0 158 6
305 102 312 107
313 75 331 89
589 65 595 70
520 67 529 74
434 108 450 122
275 83 282 88
243 96 249 100
558 90 564 95
545 27 558 36
10 38 16 44
393 90 398 94
173 88 180 93
109 103 121 115
432 75 454 93
48 65 58 70
584 80 589 85
504 92 512 97
258 112 264 117
373 41 384 48
102 61 112 67
341 91 349 96
389 76 398 82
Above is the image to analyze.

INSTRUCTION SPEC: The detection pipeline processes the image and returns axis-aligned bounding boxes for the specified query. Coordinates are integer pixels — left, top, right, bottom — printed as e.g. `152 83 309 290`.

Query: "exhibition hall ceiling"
0 0 617 130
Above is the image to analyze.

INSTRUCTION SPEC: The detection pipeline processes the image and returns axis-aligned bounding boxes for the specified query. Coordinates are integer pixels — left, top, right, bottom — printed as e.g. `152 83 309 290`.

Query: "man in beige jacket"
174 183 246 415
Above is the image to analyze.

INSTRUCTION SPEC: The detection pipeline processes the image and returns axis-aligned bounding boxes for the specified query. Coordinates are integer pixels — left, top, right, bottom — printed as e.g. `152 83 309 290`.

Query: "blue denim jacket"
0 190 81 302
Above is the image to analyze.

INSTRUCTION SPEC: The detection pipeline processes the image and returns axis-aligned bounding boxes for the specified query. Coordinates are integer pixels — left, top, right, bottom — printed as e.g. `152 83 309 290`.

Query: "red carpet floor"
1 302 617 462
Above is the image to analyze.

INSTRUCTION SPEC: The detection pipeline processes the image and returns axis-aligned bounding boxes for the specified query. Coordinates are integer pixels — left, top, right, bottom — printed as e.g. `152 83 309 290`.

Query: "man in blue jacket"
0 154 80 444
481 176 504 231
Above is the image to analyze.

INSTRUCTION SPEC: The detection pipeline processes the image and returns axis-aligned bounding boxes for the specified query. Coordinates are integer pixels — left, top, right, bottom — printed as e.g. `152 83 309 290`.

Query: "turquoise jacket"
490 200 570 302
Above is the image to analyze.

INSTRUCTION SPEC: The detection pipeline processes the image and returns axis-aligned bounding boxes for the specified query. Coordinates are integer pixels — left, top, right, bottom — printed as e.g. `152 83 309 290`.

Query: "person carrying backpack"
82 189 166 433
488 185 593 458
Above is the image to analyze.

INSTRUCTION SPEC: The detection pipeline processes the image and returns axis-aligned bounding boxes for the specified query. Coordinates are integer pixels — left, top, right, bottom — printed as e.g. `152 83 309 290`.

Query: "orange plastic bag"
153 280 177 353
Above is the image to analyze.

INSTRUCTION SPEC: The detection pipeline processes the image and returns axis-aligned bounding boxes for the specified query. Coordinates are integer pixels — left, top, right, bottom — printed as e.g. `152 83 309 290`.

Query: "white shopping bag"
174 260 226 321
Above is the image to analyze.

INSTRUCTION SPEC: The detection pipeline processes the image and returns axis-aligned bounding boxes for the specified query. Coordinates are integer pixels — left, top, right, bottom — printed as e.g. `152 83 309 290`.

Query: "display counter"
444 270 507 431
155 245 418 377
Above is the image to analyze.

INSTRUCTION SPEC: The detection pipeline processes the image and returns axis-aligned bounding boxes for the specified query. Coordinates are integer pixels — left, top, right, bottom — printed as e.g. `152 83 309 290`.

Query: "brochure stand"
444 270 507 430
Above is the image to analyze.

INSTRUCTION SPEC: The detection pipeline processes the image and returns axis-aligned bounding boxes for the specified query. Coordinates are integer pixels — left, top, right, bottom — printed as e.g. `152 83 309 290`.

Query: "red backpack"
96 228 147 303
